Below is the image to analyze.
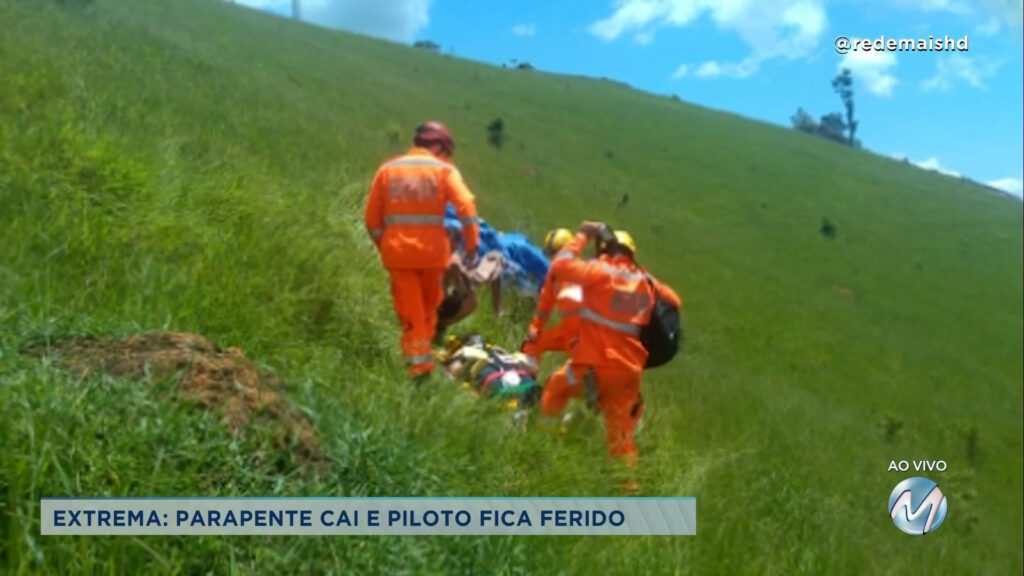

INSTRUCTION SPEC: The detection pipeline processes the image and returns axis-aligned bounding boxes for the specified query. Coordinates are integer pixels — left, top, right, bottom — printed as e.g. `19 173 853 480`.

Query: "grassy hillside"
1 0 1021 574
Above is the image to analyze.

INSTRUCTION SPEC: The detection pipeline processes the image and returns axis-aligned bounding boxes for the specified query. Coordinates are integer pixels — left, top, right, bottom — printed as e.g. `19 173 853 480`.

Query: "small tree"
832 68 857 146
817 113 847 144
791 107 819 134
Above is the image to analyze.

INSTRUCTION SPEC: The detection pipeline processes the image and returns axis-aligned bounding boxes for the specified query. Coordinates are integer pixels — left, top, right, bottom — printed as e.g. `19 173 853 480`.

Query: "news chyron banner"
41 498 696 536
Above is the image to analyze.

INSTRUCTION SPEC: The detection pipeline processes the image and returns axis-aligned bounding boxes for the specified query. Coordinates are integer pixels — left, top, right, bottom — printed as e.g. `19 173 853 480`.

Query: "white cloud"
921 55 1001 91
839 50 898 97
886 0 1023 29
623 0 1020 81
671 64 689 78
591 0 828 78
635 31 656 44
694 61 723 78
891 155 1023 198
885 0 1017 20
236 0 433 43
511 23 537 37
691 58 759 78
888 0 973 14
589 0 675 41
913 156 961 177
986 177 1024 198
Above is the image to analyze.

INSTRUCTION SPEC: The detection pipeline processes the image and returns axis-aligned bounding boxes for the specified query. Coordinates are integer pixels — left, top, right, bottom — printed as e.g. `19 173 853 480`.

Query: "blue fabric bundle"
444 204 549 293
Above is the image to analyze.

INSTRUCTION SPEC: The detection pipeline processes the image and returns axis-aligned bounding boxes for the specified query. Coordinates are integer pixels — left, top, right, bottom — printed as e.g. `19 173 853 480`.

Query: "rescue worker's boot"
410 364 435 387
431 319 450 346
559 412 575 435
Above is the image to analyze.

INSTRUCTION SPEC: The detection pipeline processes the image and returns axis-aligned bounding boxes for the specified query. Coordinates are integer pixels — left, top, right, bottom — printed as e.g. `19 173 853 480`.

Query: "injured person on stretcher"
434 333 540 415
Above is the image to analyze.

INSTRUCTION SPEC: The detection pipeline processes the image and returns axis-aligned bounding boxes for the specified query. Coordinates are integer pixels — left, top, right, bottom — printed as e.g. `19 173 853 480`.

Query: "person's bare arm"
491 276 503 317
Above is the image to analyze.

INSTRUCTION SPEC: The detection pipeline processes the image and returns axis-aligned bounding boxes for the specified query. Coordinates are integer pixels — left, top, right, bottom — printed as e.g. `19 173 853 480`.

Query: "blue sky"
237 0 1023 199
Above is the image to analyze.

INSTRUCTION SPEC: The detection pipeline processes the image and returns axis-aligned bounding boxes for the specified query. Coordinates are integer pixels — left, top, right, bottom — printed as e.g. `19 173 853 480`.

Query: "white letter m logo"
890 486 945 534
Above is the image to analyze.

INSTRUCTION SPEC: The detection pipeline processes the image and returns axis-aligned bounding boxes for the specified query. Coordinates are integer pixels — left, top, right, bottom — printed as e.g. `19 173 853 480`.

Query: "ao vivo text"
888 460 947 472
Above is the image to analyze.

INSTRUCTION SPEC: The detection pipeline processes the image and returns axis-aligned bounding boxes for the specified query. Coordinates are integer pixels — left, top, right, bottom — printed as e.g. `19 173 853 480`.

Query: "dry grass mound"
28 331 326 468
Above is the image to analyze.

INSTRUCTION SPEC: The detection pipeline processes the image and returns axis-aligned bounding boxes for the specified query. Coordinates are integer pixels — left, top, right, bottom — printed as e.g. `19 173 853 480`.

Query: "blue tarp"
445 204 549 294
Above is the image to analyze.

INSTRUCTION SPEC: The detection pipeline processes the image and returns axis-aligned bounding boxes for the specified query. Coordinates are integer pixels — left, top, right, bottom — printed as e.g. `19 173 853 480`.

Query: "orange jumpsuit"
364 147 480 377
541 233 681 466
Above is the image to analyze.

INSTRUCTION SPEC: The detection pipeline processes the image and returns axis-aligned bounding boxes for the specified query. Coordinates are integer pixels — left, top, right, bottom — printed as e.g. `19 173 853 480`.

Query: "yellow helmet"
613 231 637 256
598 229 637 257
543 228 573 256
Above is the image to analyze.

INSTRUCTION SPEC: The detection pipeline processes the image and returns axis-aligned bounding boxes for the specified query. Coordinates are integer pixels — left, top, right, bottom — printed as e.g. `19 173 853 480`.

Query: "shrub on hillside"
413 40 440 52
487 118 504 149
820 218 837 239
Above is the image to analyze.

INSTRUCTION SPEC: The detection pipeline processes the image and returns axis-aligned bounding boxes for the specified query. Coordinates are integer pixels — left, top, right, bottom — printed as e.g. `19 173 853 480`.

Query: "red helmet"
414 121 455 157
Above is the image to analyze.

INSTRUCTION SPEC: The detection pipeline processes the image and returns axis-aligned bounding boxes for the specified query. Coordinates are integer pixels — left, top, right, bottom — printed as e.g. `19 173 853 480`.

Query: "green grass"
1 0 1021 573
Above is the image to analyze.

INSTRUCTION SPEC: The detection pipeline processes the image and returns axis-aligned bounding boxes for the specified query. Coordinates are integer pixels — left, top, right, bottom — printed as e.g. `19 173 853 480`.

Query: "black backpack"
639 276 682 369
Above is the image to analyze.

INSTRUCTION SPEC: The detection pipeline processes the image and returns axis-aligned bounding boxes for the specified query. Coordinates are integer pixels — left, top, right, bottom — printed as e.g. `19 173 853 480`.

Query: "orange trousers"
541 361 644 467
388 268 445 376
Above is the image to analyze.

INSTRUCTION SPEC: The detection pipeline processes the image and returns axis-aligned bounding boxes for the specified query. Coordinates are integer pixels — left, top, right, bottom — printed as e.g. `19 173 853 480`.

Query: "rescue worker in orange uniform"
521 228 583 366
541 221 681 468
364 122 481 380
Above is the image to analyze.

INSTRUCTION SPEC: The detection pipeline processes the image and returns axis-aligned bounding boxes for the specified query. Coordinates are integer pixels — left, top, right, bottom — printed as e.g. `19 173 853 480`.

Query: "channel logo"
888 476 947 535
